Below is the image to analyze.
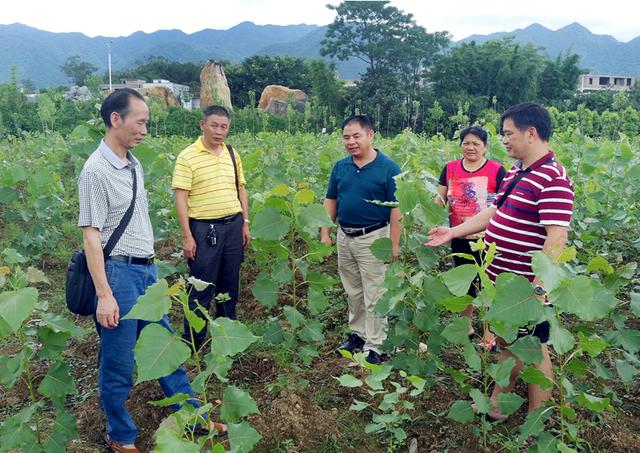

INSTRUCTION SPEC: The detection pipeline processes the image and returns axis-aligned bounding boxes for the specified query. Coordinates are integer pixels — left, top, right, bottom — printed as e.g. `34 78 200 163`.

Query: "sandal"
477 337 499 352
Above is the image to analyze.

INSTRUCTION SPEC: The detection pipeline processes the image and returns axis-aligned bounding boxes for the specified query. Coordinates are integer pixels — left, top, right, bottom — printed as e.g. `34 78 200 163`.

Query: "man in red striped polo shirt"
427 102 574 419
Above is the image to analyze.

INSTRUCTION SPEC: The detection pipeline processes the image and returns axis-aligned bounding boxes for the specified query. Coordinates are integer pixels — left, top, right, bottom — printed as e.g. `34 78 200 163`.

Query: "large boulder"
200 61 232 110
63 85 93 102
138 86 179 108
258 85 307 115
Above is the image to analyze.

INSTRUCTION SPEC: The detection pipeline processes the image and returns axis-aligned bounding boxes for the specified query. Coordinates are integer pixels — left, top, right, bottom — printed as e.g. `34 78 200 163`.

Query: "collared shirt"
78 140 155 257
326 150 400 227
171 137 246 219
484 151 574 281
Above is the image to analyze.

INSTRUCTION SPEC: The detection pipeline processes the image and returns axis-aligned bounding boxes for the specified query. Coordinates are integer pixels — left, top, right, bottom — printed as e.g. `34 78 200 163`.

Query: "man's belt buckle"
342 226 365 234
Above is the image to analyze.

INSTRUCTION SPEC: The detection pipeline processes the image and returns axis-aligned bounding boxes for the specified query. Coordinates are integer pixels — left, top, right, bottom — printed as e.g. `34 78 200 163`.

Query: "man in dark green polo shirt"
321 115 401 365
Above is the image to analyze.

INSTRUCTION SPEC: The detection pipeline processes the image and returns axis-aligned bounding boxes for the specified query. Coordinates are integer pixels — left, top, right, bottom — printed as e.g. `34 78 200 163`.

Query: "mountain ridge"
1 21 638 88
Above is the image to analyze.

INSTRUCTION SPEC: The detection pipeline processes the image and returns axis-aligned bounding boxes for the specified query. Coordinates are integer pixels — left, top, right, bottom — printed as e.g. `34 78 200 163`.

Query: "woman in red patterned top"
436 125 506 347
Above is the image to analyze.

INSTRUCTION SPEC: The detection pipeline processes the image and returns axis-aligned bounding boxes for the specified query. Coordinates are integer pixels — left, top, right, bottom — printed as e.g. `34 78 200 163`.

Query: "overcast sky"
2 0 638 42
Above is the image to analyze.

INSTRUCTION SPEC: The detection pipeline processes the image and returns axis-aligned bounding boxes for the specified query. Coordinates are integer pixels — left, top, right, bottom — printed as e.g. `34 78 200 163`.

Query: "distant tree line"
2 0 640 139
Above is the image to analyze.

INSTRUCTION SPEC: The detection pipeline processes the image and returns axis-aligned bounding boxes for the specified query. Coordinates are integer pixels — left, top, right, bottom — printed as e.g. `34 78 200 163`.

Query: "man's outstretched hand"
425 227 454 247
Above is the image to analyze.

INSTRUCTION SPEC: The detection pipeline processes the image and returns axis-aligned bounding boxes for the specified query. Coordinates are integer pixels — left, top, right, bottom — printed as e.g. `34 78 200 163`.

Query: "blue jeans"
96 260 198 445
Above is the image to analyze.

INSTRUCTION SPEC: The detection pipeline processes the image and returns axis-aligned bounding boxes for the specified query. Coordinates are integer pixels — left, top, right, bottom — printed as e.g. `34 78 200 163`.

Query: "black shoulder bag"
495 157 553 210
65 166 137 315
226 144 240 197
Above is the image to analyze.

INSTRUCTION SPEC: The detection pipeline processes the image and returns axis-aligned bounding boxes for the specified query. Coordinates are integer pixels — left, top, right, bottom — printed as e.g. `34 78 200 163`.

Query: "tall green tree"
60 55 98 86
539 52 584 104
431 38 545 114
321 1 449 133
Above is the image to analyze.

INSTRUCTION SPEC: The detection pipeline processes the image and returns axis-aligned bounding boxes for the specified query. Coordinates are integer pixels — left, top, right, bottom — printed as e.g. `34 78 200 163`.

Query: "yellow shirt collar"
195 136 226 153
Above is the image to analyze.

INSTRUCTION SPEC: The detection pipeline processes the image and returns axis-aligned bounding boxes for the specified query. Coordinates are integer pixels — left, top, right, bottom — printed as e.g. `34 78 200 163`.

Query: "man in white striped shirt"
79 89 225 451
427 102 574 420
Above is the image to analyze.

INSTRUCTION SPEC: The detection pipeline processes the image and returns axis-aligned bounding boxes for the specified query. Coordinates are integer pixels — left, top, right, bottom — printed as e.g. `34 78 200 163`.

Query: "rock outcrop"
138 86 179 108
63 85 92 102
200 61 232 110
258 85 308 115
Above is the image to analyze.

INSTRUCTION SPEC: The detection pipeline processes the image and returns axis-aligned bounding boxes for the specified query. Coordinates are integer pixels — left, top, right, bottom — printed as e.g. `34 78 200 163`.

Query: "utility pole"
107 41 113 92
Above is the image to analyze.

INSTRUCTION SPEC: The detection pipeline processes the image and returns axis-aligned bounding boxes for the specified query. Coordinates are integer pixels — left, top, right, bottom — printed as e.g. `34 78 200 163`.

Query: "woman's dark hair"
100 88 145 128
460 125 488 145
501 102 552 141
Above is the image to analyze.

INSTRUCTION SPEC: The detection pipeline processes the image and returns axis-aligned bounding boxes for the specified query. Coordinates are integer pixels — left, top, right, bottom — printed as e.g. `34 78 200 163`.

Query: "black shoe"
365 350 384 365
336 333 365 356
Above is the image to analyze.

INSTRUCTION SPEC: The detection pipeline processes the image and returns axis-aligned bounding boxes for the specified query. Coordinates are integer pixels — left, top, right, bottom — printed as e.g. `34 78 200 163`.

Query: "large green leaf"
462 343 481 372
469 389 491 414
519 366 554 390
298 319 325 343
251 206 291 241
497 392 525 417
615 358 637 383
486 273 544 327
220 386 260 423
442 317 471 345
0 352 25 388
307 288 329 315
630 292 640 317
297 204 333 235
228 421 262 453
441 295 473 313
0 403 42 450
517 406 550 443
270 258 293 284
42 409 78 453
488 357 517 388
262 319 284 344
36 328 70 360
251 272 280 309
577 332 608 358
0 287 38 332
507 336 543 364
370 237 393 262
548 317 575 355
122 279 171 322
336 374 363 387
134 324 191 384
447 400 475 423
576 393 613 412
154 428 200 453
306 272 336 292
209 317 259 357
283 306 305 330
38 362 78 399
531 251 566 292
441 264 477 297
552 276 619 321
40 312 85 337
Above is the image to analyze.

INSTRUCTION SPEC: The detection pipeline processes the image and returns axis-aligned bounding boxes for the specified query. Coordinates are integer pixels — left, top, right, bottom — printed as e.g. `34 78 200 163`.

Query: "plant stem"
19 331 42 444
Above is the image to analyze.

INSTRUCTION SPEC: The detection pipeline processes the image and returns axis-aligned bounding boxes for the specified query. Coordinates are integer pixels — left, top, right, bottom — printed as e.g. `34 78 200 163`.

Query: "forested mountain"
1 21 638 88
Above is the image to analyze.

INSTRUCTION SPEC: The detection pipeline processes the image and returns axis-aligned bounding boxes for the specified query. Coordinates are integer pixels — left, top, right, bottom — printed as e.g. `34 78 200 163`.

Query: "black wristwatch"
533 285 547 296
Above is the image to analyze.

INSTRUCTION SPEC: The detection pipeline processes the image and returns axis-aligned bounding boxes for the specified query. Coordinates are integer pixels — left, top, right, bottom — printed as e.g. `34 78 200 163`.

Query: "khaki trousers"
337 225 389 353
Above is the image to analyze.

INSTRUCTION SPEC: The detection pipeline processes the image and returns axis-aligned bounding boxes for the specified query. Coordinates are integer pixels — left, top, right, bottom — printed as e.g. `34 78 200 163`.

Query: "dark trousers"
183 214 244 350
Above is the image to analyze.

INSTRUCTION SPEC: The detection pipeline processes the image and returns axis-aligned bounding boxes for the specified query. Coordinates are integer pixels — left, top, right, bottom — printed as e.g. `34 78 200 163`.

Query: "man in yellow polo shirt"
172 105 251 351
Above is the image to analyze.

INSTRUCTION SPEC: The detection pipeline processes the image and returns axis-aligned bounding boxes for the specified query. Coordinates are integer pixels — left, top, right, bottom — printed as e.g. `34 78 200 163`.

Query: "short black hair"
342 115 375 131
501 102 552 142
460 125 488 145
202 105 230 120
100 88 145 128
